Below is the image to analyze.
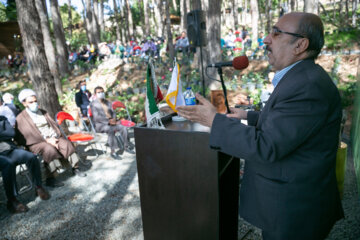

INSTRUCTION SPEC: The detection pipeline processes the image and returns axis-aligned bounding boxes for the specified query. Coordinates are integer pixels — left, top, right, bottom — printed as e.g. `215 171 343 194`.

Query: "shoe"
110 153 122 160
125 146 135 154
35 187 50 200
72 168 87 177
127 141 135 149
45 177 65 188
7 199 29 214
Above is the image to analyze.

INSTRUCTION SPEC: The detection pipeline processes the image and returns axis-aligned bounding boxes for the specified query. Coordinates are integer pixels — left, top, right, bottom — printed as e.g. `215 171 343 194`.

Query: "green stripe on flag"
147 64 159 115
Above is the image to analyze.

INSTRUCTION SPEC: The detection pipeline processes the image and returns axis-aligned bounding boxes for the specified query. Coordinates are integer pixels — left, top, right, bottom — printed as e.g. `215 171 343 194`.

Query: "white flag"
165 63 185 112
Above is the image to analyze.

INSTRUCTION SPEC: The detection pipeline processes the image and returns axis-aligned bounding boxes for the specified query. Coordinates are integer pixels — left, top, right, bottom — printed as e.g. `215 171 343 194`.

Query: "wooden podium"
134 115 240 240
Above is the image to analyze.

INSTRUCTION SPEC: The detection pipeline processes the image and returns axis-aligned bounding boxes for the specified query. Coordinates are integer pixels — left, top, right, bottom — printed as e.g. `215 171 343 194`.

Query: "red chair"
55 111 100 164
112 101 136 128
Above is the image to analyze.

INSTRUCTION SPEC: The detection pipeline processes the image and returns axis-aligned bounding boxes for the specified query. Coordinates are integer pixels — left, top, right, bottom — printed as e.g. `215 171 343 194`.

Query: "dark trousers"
0 148 42 201
0 155 16 201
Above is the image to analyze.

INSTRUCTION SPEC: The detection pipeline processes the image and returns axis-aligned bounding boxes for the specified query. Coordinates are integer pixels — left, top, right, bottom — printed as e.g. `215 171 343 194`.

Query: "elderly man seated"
0 93 20 127
90 86 134 160
15 89 86 188
1 115 50 213
175 31 190 56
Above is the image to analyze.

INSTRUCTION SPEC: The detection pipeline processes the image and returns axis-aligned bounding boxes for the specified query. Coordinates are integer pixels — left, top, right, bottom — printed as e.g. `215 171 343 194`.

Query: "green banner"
352 63 360 199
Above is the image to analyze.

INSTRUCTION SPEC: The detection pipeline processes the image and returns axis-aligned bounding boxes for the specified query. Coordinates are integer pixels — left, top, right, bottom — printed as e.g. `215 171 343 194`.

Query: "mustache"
265 45 272 52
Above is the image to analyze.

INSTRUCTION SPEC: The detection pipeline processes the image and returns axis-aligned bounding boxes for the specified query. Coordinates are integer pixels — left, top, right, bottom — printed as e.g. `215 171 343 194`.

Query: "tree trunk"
180 0 187 31
81 0 92 43
303 0 318 14
165 0 174 61
125 0 134 37
15 0 62 118
243 0 248 24
92 0 101 45
207 0 222 88
352 0 358 27
68 0 72 37
250 0 258 49
85 0 96 45
290 0 295 12
50 0 70 77
99 0 105 32
265 0 272 33
144 0 150 36
233 0 239 29
119 5 128 42
339 0 343 26
35 0 62 96
112 0 121 41
172 0 178 13
154 0 164 37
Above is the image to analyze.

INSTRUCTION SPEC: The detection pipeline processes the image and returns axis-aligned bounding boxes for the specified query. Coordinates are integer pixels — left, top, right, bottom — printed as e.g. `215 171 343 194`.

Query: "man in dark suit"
75 80 92 117
177 12 343 239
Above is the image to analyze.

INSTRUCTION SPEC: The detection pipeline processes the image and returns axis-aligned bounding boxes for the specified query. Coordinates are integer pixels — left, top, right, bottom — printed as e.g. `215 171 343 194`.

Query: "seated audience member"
7 55 14 69
90 87 134 160
234 31 243 50
141 37 157 58
175 31 190 54
224 29 236 49
68 49 78 64
0 116 50 214
15 89 86 187
0 93 21 127
75 80 92 117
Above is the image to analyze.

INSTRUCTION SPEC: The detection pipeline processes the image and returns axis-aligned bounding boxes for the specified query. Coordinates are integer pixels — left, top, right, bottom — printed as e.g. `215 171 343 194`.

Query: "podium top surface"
138 114 211 133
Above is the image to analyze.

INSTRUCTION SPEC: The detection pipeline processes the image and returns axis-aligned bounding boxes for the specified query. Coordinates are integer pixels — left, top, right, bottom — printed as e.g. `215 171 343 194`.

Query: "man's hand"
46 137 59 149
176 93 217 127
109 118 116 125
226 107 248 120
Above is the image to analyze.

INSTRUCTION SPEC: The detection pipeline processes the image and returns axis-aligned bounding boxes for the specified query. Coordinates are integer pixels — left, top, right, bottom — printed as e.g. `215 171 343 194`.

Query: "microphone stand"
217 67 231 114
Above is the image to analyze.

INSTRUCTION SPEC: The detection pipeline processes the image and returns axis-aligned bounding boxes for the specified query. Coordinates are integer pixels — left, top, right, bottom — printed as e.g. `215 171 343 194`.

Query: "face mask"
4 99 13 105
28 102 38 113
97 92 105 99
80 85 86 91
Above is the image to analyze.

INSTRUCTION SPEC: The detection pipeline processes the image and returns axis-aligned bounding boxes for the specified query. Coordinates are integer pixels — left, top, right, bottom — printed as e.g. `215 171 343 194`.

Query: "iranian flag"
145 62 164 128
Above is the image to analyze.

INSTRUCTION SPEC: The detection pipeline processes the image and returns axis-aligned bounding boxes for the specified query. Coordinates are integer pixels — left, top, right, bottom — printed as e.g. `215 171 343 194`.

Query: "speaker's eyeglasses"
270 27 305 39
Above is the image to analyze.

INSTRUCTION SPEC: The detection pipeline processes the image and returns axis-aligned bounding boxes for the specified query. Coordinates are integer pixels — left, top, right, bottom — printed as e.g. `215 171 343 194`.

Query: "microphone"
207 56 249 70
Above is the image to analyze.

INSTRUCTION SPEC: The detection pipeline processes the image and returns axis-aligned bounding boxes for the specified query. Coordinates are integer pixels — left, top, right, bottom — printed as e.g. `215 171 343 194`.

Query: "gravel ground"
0 136 359 240
0 137 143 240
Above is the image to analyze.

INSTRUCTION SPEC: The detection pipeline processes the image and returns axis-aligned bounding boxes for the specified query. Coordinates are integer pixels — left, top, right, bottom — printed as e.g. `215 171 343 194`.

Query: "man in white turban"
15 89 86 188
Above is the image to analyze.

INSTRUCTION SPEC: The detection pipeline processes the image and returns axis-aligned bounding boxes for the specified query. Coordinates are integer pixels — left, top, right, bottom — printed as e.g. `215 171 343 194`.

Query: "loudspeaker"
186 10 207 47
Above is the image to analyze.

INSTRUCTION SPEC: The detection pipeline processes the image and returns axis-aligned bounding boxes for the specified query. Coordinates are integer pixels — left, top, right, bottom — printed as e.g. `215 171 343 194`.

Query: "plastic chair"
55 111 99 164
112 101 136 128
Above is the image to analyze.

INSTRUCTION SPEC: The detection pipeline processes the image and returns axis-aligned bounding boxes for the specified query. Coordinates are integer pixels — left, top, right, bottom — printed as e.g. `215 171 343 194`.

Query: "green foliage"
115 92 145 123
59 88 76 107
131 1 143 28
69 30 88 50
5 0 16 21
324 29 360 50
337 81 357 108
59 4 82 31
0 3 7 22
